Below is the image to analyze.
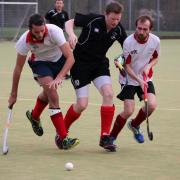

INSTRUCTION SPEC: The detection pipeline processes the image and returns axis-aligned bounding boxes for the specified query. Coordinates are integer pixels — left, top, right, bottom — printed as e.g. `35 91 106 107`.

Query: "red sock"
131 108 146 127
64 104 81 130
100 105 115 137
32 97 48 120
110 114 127 139
50 109 67 140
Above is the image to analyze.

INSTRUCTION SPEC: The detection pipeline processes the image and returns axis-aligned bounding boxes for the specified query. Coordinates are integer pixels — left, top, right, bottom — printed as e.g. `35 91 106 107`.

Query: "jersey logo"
29 43 39 50
111 32 117 40
94 28 99 33
73 79 80 87
130 49 138 55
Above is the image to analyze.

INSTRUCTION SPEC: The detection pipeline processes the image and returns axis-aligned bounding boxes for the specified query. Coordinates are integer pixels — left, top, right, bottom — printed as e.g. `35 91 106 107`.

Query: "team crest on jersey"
61 14 65 19
130 49 138 55
111 32 117 40
29 43 39 50
94 28 99 33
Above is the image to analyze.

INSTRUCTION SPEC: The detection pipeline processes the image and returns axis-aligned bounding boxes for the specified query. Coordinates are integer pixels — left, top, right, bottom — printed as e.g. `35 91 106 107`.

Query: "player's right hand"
8 93 17 108
68 33 78 49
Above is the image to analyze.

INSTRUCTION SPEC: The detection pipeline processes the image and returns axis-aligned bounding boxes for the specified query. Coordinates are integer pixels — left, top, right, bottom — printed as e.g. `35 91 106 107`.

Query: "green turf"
0 40 180 180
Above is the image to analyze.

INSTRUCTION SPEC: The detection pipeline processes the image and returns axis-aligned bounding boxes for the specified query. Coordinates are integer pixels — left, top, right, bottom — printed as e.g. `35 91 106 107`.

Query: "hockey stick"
114 56 128 88
143 74 153 141
2 105 14 155
114 55 127 77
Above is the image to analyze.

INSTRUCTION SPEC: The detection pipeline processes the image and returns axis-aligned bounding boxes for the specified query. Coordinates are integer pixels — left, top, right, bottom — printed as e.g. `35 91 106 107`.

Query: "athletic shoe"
99 135 117 152
55 135 80 150
26 110 43 136
127 121 144 143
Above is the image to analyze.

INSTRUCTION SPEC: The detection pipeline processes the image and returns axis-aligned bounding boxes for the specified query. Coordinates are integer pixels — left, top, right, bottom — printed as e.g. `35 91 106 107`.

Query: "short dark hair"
106 1 124 14
28 14 45 29
135 15 153 30
55 0 64 3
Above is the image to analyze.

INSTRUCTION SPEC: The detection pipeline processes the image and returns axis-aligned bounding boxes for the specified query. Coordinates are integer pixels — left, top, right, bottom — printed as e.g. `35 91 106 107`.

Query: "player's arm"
126 63 146 90
144 38 160 76
8 53 26 106
58 42 75 77
143 56 158 76
48 42 75 89
65 19 78 49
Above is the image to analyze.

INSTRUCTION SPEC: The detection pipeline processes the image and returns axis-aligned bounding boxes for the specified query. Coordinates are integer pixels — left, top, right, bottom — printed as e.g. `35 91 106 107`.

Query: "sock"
131 108 146 127
32 97 48 120
64 104 81 130
49 109 67 140
110 114 127 139
100 105 115 137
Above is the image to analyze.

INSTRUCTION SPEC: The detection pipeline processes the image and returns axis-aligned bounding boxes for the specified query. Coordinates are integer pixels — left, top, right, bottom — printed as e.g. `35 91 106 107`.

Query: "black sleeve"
45 10 53 21
117 23 128 48
64 11 69 21
74 13 102 27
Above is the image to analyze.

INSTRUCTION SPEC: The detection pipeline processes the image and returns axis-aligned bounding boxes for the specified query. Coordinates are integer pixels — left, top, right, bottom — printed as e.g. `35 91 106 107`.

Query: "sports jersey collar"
134 33 149 44
26 25 48 44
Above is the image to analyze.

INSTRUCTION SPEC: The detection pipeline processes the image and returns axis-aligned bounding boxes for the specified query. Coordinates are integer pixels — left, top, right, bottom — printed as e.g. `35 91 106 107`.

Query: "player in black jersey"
45 0 70 79
64 1 127 152
45 0 69 30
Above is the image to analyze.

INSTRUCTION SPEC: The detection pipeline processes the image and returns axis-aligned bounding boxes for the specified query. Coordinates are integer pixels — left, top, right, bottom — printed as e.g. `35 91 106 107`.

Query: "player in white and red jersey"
8 14 79 150
110 15 160 144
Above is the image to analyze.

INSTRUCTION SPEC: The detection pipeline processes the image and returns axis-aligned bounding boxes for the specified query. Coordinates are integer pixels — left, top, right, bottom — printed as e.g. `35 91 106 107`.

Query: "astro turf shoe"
26 110 43 136
55 135 80 150
99 135 117 152
127 121 144 143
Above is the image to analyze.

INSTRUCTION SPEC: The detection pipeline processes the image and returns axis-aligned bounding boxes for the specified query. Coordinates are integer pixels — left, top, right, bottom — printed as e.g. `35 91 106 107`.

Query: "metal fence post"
128 0 132 31
157 0 160 32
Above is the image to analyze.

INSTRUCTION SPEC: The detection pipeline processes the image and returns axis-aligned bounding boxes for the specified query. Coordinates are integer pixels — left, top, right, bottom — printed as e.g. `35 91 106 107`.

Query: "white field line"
0 71 180 82
0 97 180 111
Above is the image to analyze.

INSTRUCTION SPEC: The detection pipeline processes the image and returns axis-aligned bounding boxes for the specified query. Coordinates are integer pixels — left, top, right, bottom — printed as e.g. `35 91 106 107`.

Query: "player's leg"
26 91 48 136
64 61 91 131
110 85 136 143
127 84 155 143
94 76 114 136
64 86 89 130
31 91 48 119
93 76 116 151
130 82 156 139
39 76 79 149
110 99 135 140
26 61 50 136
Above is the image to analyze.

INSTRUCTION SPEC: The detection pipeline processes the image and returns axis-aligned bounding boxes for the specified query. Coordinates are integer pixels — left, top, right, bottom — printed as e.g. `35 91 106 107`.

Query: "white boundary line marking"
0 72 180 82
1 97 180 111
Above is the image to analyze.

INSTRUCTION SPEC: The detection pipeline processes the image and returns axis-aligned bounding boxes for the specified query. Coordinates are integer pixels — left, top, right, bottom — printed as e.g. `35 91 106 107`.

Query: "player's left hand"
48 77 63 89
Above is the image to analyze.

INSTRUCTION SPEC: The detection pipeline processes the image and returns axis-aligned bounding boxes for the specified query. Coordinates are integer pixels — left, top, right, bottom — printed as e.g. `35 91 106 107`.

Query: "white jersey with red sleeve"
119 33 160 86
15 24 66 62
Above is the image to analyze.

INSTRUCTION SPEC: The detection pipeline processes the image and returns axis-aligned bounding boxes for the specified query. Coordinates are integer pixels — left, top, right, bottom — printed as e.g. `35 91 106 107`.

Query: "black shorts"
70 58 110 89
28 56 66 80
117 81 155 101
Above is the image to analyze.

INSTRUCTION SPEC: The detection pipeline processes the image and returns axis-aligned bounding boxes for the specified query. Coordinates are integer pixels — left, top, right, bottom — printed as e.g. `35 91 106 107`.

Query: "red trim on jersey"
26 25 48 44
148 50 158 78
30 53 36 61
152 50 158 59
125 54 131 64
134 33 149 44
148 68 153 78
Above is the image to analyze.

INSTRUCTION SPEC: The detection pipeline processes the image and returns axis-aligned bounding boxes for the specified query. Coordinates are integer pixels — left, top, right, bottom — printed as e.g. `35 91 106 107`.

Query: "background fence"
0 0 180 40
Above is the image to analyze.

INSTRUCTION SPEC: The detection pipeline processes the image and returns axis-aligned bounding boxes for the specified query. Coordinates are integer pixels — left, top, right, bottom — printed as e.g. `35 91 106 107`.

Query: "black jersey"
45 9 69 30
73 13 127 62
